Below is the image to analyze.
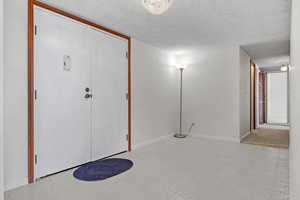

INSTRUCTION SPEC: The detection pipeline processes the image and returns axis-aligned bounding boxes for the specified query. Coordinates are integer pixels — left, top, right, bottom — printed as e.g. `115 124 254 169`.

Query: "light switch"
63 55 72 71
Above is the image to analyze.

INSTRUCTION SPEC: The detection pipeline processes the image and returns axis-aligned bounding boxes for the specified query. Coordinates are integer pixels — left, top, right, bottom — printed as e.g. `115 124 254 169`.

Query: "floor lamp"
174 65 187 138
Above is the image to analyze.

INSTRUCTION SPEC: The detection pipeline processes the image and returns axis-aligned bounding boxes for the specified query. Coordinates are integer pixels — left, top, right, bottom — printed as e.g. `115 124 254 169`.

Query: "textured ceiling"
38 0 291 63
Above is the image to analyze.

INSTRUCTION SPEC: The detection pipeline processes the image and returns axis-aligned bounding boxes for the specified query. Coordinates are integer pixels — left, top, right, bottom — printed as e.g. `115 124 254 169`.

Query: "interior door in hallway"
34 8 92 178
259 72 266 124
267 72 288 124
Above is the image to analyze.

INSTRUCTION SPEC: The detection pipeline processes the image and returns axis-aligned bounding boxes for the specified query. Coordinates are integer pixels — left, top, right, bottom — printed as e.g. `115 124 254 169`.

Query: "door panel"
35 8 92 178
90 30 128 160
267 72 288 124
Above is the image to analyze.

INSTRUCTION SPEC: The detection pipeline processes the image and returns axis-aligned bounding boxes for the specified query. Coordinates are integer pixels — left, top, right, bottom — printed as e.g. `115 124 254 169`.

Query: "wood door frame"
250 60 257 130
264 72 268 123
28 0 132 183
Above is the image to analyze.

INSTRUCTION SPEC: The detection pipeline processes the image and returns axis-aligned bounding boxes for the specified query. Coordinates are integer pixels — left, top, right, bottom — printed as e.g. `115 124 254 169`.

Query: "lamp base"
174 133 188 138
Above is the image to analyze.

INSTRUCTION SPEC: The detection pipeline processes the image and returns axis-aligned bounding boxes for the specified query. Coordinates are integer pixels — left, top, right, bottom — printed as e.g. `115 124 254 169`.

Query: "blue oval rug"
73 158 133 181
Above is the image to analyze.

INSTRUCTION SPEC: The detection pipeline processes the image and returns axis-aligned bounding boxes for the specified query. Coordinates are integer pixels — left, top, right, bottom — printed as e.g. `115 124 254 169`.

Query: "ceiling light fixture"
281 65 288 72
142 0 173 15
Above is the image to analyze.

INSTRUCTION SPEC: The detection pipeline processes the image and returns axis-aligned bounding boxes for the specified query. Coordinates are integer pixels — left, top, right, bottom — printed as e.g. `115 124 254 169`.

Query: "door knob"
85 94 92 99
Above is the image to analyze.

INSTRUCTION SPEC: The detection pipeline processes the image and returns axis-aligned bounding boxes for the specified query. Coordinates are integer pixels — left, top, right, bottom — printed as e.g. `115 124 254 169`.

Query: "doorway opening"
242 62 289 148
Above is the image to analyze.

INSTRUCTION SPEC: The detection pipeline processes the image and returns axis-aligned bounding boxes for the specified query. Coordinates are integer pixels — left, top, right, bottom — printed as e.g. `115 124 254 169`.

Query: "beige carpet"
242 128 289 149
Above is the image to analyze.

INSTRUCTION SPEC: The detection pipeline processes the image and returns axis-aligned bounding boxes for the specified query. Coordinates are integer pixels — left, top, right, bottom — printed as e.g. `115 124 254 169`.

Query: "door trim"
28 0 132 183
250 60 257 130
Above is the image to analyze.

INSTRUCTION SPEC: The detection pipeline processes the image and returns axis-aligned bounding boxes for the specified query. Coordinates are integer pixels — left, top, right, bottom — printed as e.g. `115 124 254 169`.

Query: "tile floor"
5 136 289 200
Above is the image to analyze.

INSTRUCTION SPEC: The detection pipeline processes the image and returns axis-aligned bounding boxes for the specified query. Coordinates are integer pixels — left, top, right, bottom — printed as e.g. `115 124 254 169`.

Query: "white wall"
180 46 240 141
267 72 288 124
0 0 4 198
131 39 178 148
239 48 251 138
290 0 300 199
3 0 28 190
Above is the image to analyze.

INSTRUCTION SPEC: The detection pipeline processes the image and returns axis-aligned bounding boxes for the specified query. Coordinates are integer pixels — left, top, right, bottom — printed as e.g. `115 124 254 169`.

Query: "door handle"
85 94 92 99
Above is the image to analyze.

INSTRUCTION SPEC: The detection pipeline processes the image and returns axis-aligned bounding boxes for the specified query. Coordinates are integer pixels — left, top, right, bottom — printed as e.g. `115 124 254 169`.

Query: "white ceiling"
254 55 290 67
242 40 290 67
39 0 291 63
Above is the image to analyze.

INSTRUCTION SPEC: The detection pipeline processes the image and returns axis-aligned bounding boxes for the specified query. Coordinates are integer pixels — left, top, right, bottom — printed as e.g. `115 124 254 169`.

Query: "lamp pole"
174 67 187 138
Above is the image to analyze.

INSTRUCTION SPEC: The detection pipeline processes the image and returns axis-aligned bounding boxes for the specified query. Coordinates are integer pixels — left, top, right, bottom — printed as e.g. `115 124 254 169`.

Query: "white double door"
34 7 128 178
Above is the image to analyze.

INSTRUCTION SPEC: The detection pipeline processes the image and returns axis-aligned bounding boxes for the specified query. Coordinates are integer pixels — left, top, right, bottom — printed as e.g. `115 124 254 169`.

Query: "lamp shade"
281 65 288 72
142 0 173 15
176 65 187 70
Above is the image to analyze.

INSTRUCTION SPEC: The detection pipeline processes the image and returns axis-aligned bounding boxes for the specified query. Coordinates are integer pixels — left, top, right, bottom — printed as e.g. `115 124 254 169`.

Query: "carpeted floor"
242 128 289 149
5 137 289 200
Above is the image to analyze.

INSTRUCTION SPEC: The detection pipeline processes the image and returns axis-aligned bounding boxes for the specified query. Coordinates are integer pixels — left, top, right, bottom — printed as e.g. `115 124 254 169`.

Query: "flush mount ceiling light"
281 65 289 72
142 0 173 15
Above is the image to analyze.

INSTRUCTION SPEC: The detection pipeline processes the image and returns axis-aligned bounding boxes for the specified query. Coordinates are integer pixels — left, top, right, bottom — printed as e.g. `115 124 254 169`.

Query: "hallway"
242 128 289 149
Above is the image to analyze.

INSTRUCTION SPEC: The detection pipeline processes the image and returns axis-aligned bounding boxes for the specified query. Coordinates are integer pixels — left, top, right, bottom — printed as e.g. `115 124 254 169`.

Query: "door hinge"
126 52 128 59
126 93 128 100
34 89 37 100
126 134 129 141
35 154 38 165
34 25 37 36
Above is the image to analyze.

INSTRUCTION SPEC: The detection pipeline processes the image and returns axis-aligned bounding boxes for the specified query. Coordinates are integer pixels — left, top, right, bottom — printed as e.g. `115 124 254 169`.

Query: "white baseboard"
191 134 240 143
132 134 172 150
240 131 251 141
